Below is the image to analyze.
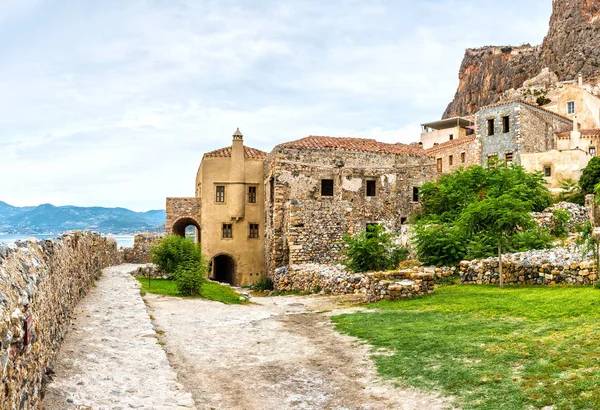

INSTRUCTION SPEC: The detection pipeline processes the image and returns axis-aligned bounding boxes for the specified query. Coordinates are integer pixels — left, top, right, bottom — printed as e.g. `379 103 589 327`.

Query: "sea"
0 234 135 248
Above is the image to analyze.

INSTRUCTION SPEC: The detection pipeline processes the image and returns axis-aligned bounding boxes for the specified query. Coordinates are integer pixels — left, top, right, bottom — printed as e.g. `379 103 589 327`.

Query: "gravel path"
42 264 195 410
146 293 452 410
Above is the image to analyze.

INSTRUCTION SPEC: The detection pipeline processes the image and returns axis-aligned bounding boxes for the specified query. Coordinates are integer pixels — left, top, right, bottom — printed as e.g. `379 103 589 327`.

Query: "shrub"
550 209 570 237
254 276 274 291
579 157 600 195
313 285 322 294
501 46 513 53
343 224 409 272
536 96 551 106
150 235 203 277
509 228 554 252
413 223 467 267
175 259 205 296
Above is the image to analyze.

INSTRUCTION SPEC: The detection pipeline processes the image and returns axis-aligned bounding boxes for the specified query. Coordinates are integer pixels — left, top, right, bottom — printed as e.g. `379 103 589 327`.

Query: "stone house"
166 129 267 286
263 136 437 275
426 135 481 174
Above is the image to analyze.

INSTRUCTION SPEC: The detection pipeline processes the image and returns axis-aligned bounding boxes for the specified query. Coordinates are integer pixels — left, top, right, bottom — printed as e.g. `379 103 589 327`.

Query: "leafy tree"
343 224 408 272
550 209 570 237
579 157 600 195
151 235 207 296
458 195 535 288
557 178 584 205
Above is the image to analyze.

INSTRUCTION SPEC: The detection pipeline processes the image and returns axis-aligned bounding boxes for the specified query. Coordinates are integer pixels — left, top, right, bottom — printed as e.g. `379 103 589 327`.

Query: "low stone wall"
273 263 435 302
122 233 162 263
460 247 596 285
531 202 588 232
0 231 122 409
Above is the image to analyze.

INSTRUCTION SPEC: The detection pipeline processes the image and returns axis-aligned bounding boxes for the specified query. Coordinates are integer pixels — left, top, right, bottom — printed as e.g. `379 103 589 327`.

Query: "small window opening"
222 223 233 239
249 223 259 238
248 186 257 203
412 187 420 202
502 116 510 133
590 147 597 156
449 155 454 166
544 166 552 177
436 158 443 173
400 217 408 225
321 179 334 196
366 180 376 197
461 152 466 163
487 154 499 167
505 152 514 164
567 101 575 115
487 119 495 136
269 177 275 203
449 134 454 141
216 186 225 202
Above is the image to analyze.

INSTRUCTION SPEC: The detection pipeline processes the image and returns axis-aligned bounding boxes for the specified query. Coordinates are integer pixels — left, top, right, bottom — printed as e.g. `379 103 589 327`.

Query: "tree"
458 195 535 288
342 224 408 272
557 178 584 205
579 157 600 195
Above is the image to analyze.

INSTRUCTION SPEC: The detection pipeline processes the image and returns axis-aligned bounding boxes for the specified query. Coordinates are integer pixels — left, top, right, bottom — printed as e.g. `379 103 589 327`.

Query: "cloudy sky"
1 0 552 211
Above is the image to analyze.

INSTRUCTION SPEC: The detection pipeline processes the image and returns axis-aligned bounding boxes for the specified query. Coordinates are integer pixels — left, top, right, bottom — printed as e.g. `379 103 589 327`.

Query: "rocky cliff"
443 0 600 118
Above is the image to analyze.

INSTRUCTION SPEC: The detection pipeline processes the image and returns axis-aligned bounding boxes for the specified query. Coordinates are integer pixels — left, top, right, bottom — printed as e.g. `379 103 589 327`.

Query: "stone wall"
519 104 571 153
0 232 122 409
426 135 481 173
165 197 202 236
273 264 435 302
460 247 596 285
122 233 163 264
531 202 589 232
265 143 437 274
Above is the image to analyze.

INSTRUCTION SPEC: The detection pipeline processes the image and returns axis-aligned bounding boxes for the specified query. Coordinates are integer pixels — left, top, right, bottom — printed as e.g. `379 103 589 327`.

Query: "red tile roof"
276 136 430 157
426 135 477 155
203 146 267 160
556 129 600 138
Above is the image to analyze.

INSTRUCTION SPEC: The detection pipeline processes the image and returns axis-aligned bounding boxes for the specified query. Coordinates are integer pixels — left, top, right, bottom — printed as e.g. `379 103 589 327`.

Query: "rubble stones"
531 202 589 232
122 233 163 264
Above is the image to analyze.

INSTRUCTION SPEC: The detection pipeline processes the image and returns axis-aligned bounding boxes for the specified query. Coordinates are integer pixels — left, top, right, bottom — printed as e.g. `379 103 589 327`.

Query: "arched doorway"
213 254 236 286
171 217 201 243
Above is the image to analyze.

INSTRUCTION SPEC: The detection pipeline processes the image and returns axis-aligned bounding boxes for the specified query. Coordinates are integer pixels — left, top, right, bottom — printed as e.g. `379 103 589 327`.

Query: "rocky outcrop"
444 0 600 118
0 232 122 409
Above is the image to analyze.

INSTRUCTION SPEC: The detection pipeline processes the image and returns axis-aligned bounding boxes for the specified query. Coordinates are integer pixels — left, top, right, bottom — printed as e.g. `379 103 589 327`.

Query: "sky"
0 0 553 211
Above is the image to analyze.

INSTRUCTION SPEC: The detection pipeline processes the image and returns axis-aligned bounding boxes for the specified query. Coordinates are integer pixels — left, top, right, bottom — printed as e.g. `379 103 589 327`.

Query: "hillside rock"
444 0 600 118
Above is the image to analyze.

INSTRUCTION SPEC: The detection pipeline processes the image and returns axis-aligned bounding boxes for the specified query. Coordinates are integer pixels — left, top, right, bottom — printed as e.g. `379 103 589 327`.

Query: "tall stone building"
166 129 267 286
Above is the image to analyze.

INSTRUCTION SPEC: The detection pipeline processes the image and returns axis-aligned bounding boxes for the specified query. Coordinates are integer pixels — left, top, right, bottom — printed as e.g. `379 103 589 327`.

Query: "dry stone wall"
122 233 163 264
460 247 596 285
531 202 589 232
273 264 435 302
0 231 122 409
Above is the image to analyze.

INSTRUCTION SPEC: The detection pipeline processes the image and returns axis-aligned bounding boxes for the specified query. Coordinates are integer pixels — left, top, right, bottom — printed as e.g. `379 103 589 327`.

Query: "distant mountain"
0 201 166 234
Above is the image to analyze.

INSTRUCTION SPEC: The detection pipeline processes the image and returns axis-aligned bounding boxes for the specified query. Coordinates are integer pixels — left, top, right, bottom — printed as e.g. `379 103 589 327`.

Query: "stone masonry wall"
165 197 202 236
460 247 596 285
122 233 163 264
274 264 435 302
0 232 122 409
426 136 481 173
519 104 571 153
265 147 437 274
531 202 589 232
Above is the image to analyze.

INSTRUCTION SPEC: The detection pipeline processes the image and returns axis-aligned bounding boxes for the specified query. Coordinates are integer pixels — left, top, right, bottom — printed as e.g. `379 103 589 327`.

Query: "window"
505 152 514 164
248 186 257 203
502 116 510 133
412 187 420 202
544 166 552 177
269 177 275 203
449 134 454 141
461 152 466 163
216 186 225 202
249 223 259 238
487 119 495 136
590 147 597 156
400 217 407 225
366 180 376 197
222 223 233 239
321 179 334 196
487 154 498 167
449 155 454 166
437 158 443 173
567 101 575 115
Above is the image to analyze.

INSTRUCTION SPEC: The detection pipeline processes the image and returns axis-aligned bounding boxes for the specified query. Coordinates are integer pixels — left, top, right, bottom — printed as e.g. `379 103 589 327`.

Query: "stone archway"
171 217 201 243
212 254 236 286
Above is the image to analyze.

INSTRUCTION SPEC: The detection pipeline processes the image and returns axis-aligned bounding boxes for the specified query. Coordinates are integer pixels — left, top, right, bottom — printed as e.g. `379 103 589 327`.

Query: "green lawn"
332 285 600 410
136 277 245 304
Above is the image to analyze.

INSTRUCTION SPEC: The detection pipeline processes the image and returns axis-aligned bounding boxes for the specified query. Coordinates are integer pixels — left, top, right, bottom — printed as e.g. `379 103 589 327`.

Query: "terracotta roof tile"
276 136 431 157
426 135 477 155
557 128 600 138
203 146 267 160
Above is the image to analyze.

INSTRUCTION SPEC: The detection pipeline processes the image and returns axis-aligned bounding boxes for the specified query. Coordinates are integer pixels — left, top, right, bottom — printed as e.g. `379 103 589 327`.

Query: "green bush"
580 157 600 195
509 228 554 252
150 235 207 296
254 276 274 291
150 235 203 277
550 209 570 237
413 223 467 267
536 96 551 106
343 224 409 272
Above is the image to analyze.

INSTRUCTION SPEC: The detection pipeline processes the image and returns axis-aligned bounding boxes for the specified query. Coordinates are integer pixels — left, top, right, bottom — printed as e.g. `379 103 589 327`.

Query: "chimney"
578 72 583 87
230 128 246 220
570 116 581 150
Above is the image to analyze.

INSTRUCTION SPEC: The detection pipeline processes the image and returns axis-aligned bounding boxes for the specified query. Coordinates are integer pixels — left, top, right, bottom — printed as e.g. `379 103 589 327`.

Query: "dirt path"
42 264 195 410
146 292 451 410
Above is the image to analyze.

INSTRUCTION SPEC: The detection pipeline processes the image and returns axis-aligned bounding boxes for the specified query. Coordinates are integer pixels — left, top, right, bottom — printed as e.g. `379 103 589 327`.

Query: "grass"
136 277 245 304
332 285 600 410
